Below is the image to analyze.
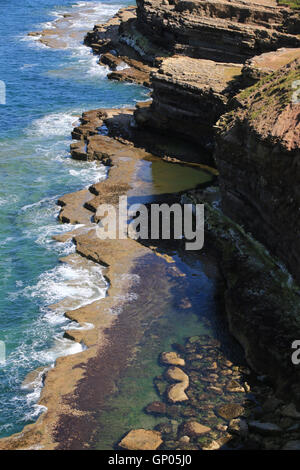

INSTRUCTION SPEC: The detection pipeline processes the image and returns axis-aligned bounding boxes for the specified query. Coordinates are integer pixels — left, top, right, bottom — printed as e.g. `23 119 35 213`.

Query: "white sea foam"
71 1 123 28
22 260 107 312
64 321 94 331
38 336 85 363
19 63 38 71
20 34 49 50
20 335 85 419
26 112 80 137
68 160 108 186
109 292 139 315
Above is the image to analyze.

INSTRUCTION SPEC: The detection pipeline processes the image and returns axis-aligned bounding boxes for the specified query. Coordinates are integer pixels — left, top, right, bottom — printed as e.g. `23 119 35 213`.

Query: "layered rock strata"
135 0 300 62
134 56 243 150
83 0 300 155
84 6 158 86
70 105 216 165
242 46 300 82
214 59 300 284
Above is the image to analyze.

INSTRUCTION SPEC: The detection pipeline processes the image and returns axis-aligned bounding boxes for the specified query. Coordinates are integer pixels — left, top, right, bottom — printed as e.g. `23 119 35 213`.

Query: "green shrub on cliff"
278 0 300 9
237 60 300 124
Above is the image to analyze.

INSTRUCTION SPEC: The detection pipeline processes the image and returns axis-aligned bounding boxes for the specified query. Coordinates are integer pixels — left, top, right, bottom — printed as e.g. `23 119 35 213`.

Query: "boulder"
248 421 282 436
181 421 211 437
165 366 189 384
160 351 185 367
217 403 245 420
167 382 189 404
119 429 163 450
145 401 167 415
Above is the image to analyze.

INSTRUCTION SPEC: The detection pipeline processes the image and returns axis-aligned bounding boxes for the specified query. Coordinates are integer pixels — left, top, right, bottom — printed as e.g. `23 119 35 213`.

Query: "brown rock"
145 401 167 415
182 421 211 437
226 380 245 393
217 403 245 420
160 352 185 367
165 366 189 384
119 429 163 450
99 52 124 70
167 382 189 404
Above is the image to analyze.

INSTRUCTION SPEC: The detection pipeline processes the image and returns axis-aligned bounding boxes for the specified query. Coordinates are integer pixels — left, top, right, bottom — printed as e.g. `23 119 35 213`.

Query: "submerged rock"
282 440 300 450
228 418 248 437
181 421 211 437
217 404 245 420
226 380 245 393
145 401 167 415
248 421 282 436
280 403 300 419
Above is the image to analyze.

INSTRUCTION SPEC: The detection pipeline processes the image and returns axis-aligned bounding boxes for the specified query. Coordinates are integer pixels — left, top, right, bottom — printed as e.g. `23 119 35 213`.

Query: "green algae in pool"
132 157 214 199
92 248 227 450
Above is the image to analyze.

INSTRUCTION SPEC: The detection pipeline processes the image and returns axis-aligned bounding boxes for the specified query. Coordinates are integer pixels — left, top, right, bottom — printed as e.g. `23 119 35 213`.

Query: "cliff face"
136 0 300 62
133 0 300 152
184 189 300 407
134 56 243 151
84 1 300 156
214 58 300 283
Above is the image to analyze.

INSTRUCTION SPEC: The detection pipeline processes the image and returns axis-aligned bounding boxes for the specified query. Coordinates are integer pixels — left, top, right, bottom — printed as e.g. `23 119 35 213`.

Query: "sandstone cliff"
134 56 243 150
214 58 300 284
84 0 300 155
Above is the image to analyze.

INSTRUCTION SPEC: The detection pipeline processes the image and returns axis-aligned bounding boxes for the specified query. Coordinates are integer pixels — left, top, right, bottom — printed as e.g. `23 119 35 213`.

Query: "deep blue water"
0 0 146 438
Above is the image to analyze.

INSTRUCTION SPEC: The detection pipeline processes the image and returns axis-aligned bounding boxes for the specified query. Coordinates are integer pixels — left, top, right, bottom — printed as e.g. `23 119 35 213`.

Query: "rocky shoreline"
2 0 300 450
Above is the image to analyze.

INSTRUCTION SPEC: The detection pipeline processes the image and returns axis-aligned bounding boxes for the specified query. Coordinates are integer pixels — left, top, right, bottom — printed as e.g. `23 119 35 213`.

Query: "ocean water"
0 0 147 438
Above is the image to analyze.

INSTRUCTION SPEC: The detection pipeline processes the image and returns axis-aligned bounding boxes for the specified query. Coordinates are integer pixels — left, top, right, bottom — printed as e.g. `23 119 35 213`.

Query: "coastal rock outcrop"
134 56 243 151
135 0 300 62
83 0 300 157
84 0 300 87
84 6 157 85
242 46 300 82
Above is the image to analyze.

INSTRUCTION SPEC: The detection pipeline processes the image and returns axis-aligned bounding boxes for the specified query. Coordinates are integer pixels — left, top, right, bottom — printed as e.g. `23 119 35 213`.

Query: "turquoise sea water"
0 0 148 438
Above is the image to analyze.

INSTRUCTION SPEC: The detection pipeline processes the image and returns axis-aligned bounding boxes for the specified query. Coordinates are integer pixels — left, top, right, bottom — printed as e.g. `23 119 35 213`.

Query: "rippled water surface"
0 0 148 437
